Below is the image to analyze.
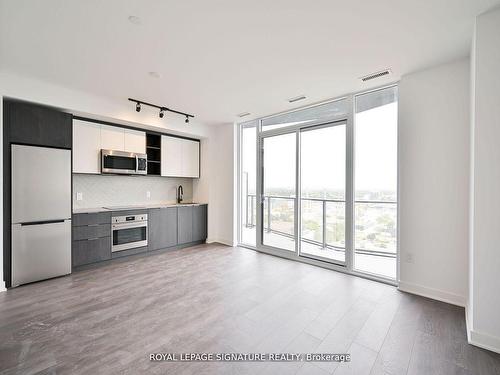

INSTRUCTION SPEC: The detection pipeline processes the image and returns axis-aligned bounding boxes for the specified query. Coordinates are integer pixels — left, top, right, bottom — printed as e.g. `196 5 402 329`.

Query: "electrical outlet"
76 192 83 201
146 191 151 199
405 252 414 263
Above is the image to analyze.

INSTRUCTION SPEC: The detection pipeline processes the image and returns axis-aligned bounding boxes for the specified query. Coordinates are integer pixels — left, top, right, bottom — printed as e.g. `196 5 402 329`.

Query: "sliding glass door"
261 132 297 252
258 120 348 264
299 123 347 264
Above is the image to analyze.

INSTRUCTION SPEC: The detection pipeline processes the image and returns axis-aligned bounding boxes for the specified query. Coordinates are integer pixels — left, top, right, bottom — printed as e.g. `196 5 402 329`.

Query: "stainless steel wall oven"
111 214 148 252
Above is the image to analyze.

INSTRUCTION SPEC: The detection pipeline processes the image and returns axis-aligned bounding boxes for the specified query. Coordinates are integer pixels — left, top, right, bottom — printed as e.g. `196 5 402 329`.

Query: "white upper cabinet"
182 139 200 178
73 120 101 174
73 121 146 174
72 120 196 177
161 135 200 178
100 124 125 151
161 135 183 177
124 128 146 154
100 125 145 153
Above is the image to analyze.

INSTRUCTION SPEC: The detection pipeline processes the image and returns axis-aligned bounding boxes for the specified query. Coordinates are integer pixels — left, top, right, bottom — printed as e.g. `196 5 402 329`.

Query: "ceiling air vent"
237 112 251 118
360 69 392 82
288 95 306 103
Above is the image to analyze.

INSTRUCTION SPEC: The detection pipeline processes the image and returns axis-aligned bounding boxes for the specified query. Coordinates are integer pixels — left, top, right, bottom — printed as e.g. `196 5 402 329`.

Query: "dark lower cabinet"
71 205 207 268
148 207 178 251
192 205 208 242
149 205 207 248
73 224 110 241
177 206 193 245
72 212 111 268
72 212 110 226
72 237 111 267
177 205 208 244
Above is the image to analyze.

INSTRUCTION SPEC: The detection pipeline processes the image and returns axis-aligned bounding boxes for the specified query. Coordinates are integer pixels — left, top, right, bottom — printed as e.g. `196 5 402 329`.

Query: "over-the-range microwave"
101 149 147 175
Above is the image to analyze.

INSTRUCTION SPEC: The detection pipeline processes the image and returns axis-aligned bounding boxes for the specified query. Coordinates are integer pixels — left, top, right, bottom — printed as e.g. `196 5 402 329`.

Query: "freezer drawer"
12 220 71 287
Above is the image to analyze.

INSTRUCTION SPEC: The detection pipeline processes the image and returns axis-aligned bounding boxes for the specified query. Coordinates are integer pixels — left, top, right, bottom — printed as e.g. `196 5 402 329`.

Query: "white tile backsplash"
73 174 193 209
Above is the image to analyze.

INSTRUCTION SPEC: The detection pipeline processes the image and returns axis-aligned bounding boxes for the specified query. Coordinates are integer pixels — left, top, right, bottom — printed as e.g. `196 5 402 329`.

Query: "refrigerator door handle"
21 219 66 226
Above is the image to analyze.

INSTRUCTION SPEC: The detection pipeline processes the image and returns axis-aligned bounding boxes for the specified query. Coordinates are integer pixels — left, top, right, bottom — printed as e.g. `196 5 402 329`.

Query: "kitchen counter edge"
73 203 208 214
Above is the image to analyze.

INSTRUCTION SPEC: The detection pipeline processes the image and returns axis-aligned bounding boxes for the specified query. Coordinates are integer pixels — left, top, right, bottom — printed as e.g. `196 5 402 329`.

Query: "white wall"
398 58 470 306
0 71 233 290
469 6 500 353
203 124 237 246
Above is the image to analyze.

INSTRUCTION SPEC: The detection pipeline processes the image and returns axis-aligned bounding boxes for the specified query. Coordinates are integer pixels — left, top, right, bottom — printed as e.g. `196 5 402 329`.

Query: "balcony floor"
242 227 396 279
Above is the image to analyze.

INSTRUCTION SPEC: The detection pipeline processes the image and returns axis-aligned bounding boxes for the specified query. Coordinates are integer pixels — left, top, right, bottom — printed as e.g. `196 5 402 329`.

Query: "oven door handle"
112 222 147 230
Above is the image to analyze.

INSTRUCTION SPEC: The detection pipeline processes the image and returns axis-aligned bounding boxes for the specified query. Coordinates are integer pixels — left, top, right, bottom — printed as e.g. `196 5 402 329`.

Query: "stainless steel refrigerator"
11 144 72 287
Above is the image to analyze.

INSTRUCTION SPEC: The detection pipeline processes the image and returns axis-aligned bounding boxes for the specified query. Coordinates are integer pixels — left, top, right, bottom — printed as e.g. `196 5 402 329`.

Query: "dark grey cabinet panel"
149 207 178 251
192 205 208 242
162 208 178 248
72 212 112 268
8 100 72 149
148 208 161 250
177 206 193 244
72 237 111 267
72 212 111 226
73 224 110 241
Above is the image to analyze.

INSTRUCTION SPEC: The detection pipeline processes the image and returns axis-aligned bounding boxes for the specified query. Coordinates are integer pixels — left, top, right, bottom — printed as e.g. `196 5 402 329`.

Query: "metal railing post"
322 200 327 249
244 172 249 228
267 197 271 233
250 196 254 227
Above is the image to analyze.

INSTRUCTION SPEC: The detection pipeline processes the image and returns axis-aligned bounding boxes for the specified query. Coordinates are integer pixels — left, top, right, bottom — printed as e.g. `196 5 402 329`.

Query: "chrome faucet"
177 185 183 204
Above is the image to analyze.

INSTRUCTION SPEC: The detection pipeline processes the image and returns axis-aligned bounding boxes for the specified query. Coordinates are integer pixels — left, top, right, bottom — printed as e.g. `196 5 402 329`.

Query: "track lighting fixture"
128 98 194 124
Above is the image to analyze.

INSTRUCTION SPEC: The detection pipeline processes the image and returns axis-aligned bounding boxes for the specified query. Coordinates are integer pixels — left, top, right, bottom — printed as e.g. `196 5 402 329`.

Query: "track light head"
159 108 165 118
185 116 189 124
135 102 141 112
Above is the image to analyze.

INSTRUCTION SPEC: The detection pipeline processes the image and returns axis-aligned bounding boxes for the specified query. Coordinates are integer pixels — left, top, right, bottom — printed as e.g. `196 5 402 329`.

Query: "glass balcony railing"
244 194 397 261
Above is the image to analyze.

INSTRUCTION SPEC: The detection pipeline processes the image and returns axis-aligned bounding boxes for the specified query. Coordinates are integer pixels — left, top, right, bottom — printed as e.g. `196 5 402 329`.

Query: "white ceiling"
1 0 498 125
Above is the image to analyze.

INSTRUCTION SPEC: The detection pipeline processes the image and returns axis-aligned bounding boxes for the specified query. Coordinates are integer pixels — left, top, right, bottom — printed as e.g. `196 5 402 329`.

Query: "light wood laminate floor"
1 243 499 374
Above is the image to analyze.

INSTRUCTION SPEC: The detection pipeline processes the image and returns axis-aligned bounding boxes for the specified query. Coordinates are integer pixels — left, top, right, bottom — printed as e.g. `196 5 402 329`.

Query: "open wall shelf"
146 133 161 175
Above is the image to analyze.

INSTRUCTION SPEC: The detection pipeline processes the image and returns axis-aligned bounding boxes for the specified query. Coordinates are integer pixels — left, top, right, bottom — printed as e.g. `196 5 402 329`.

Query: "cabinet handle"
88 224 99 227
87 237 100 241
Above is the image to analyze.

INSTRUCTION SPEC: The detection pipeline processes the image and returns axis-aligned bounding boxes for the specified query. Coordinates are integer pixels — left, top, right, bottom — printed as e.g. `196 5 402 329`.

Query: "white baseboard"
398 281 466 307
469 329 500 354
0 281 6 292
465 303 500 354
206 238 233 247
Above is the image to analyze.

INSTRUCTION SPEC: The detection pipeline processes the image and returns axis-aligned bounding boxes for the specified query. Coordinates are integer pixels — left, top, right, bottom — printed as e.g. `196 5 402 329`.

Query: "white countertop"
73 202 207 214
